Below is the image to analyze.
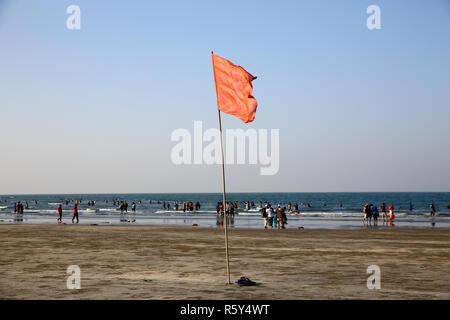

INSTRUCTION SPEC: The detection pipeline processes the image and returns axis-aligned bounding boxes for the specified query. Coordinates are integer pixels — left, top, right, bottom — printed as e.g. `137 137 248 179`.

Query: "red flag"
211 52 258 123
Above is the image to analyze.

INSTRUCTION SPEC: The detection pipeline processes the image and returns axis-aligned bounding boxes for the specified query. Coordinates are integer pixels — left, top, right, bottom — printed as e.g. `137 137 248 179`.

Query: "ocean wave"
154 210 216 214
238 212 260 216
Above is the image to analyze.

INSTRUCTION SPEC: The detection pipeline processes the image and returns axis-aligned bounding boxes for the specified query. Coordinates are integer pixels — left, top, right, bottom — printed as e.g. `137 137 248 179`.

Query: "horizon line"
1 191 450 196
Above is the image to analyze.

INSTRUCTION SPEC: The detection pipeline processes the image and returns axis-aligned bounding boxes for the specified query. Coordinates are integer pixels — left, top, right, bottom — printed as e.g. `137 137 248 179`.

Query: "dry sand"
0 224 449 299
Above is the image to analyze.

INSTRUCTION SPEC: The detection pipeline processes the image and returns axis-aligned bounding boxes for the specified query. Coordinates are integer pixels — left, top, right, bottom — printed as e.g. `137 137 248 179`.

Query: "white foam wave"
155 210 216 214
238 212 260 216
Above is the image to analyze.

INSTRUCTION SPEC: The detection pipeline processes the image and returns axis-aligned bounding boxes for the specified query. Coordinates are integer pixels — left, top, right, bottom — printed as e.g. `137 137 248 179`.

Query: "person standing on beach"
57 204 63 223
279 206 287 229
372 204 379 226
13 202 19 222
273 206 278 229
267 205 274 229
276 205 283 229
119 202 125 222
282 207 287 227
363 204 369 226
229 204 234 217
216 202 223 216
131 202 137 223
389 204 395 225
72 203 79 224
17 202 23 215
380 203 388 224
430 204 436 217
261 206 268 229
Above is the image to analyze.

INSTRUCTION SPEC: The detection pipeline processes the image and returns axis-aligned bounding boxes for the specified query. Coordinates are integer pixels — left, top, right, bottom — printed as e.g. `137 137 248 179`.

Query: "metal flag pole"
212 51 231 285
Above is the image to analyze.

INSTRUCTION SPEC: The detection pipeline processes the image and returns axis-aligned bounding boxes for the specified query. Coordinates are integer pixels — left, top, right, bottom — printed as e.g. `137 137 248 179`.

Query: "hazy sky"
1 0 449 194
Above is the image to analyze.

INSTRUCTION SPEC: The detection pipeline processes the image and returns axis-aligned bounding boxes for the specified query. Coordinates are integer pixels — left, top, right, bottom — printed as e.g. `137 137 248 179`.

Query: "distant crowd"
4 197 446 228
362 203 394 226
362 202 438 226
260 204 288 229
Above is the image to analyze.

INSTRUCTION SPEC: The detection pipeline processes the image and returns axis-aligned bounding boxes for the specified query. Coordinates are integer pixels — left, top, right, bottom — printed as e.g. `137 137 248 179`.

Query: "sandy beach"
0 225 449 299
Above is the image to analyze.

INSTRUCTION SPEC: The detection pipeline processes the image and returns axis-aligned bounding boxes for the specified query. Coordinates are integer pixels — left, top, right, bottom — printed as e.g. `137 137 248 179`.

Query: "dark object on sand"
298 226 304 229
192 224 198 226
234 276 257 286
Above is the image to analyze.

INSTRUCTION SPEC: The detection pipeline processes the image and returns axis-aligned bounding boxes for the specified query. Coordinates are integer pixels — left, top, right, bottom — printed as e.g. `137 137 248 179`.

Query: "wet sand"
0 225 449 299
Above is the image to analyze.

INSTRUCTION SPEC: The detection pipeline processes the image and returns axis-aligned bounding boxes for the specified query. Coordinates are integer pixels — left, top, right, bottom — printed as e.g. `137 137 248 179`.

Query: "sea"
1 192 449 229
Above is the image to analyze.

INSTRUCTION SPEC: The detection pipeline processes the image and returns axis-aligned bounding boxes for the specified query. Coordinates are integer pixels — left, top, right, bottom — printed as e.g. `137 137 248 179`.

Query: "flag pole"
217 109 231 285
212 51 231 285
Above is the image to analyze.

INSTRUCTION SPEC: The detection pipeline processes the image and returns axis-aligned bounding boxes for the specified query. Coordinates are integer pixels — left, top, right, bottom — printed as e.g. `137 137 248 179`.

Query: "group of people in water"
363 202 438 226
260 204 288 229
12 202 25 222
216 202 237 217
5 197 447 228
215 201 289 229
363 203 395 226
249 201 337 213
169 201 201 212
55 200 139 224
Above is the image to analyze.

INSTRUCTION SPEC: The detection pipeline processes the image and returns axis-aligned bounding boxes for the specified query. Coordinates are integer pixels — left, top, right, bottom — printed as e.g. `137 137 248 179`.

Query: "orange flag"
211 52 258 123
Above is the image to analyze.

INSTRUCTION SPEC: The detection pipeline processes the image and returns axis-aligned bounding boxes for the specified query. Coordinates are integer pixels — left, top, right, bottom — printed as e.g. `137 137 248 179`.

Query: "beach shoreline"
1 225 449 300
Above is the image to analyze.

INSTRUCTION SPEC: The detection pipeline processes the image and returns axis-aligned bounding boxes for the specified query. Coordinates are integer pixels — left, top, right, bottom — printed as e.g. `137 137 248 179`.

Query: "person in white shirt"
266 204 274 229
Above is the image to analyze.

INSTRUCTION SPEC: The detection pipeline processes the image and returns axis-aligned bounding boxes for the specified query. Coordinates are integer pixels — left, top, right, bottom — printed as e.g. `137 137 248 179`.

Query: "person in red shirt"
389 204 395 225
72 203 79 224
57 204 63 223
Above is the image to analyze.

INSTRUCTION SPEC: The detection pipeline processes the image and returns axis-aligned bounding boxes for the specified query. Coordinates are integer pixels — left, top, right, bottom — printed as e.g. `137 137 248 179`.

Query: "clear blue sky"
1 0 449 194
